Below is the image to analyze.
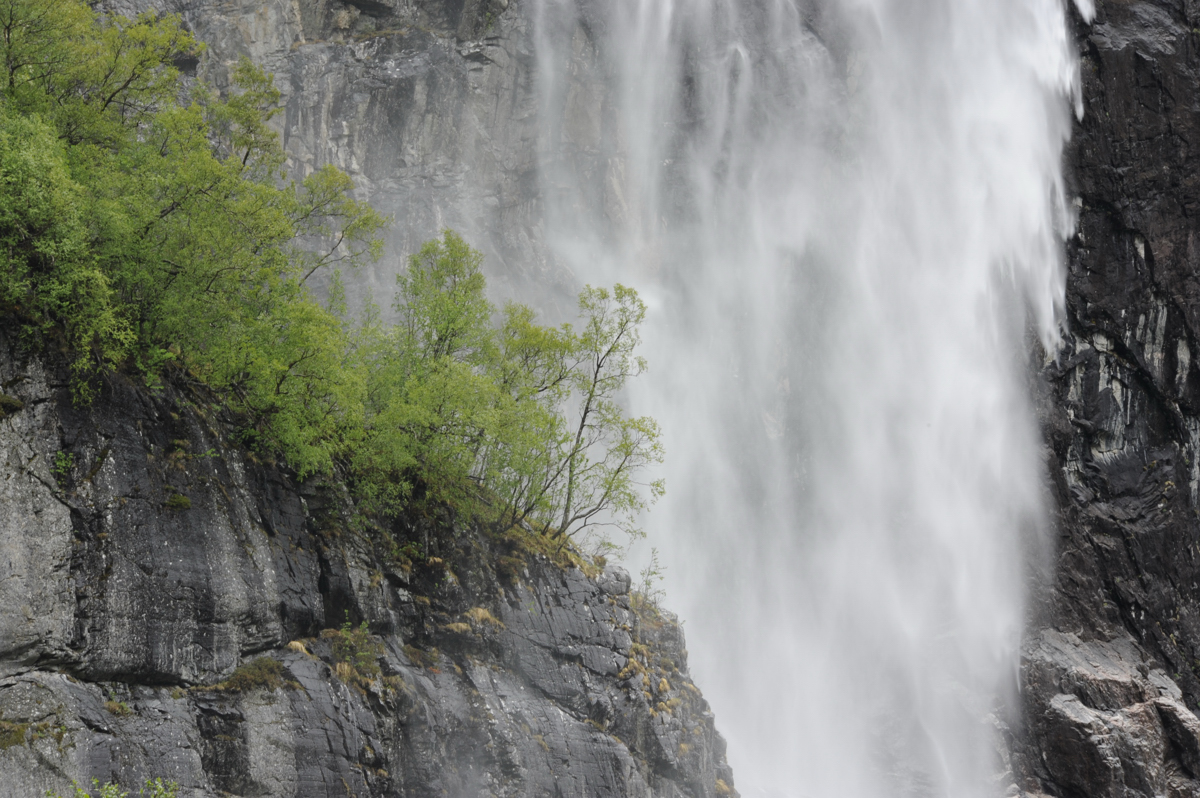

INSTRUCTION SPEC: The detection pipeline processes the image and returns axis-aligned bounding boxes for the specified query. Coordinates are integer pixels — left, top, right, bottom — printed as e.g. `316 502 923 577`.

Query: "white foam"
532 2 1081 795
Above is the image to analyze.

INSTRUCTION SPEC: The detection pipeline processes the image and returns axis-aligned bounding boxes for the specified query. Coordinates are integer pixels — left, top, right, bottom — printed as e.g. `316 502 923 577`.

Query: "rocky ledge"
0 330 734 797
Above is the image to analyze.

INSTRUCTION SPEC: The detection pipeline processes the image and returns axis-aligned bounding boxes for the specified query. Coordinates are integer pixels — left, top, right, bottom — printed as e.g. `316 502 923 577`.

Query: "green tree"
395 230 494 362
0 0 662 545
0 0 383 472
357 231 663 544
549 285 664 541
357 230 503 512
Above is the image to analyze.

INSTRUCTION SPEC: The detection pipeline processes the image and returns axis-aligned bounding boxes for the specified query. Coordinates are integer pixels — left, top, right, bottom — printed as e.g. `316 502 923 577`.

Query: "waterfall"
532 0 1091 795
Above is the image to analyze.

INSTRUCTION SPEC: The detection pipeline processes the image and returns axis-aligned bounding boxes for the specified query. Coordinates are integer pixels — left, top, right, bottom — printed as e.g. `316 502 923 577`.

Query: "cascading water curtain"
534 0 1092 795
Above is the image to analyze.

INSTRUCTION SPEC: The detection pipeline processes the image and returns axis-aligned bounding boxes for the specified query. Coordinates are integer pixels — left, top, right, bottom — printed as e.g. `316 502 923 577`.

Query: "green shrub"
323 619 383 679
52 451 74 485
219 657 295 692
103 700 130 716
163 493 190 511
46 777 178 798
0 393 24 417
0 0 662 547
0 719 28 749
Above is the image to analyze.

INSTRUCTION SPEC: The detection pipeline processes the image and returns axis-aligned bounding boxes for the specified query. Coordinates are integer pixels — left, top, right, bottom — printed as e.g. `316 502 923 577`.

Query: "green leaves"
551 284 664 541
395 229 493 362
354 231 663 545
0 0 95 105
0 0 383 447
46 776 178 798
0 0 662 546
0 106 134 395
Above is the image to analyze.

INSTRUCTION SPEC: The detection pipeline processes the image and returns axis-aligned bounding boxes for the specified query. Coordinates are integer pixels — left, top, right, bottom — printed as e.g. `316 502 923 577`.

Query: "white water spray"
533 0 1089 795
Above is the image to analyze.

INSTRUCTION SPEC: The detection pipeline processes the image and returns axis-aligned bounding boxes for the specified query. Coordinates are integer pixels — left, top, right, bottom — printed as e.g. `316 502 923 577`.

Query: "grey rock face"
1017 631 1200 796
102 0 582 315
0 331 733 796
1014 0 1200 794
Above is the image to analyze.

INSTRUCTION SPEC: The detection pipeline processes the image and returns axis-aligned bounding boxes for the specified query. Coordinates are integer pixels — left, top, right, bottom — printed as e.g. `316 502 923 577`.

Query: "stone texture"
0 329 734 797
11 0 1200 792
1015 630 1198 796
1013 0 1200 795
101 0 584 316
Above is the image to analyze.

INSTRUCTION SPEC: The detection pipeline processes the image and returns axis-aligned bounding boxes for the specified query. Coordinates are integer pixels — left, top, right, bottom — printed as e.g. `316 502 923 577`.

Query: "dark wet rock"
0 329 733 796
1015 0 1200 794
1016 630 1194 797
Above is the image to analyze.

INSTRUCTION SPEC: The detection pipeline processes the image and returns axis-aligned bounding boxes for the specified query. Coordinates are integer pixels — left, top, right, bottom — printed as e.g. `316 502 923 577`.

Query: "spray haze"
532 0 1088 795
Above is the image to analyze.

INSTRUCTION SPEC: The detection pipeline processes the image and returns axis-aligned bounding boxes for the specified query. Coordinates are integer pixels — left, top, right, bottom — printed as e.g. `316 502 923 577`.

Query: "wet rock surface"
1017 0 1200 795
0 330 733 796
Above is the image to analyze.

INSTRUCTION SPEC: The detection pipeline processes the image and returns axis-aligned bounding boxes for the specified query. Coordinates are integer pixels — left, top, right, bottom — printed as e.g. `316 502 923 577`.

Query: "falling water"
532 1 1090 796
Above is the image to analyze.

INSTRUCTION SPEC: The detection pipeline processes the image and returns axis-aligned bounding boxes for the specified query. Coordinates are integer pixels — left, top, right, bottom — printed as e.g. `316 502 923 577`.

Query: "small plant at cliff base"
162 492 190 511
103 699 131 716
0 391 23 417
52 451 74 485
47 777 178 798
391 539 422 565
219 656 296 692
321 616 383 686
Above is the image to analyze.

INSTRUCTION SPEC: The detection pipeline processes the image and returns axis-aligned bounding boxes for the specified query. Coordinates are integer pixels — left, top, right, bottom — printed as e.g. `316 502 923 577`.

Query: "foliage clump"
322 618 383 687
162 493 190 511
464 606 504 629
0 0 383 461
102 700 130 717
0 0 663 548
52 450 73 485
402 643 440 669
219 657 296 692
0 718 28 749
47 777 178 798
354 230 664 545
0 392 23 416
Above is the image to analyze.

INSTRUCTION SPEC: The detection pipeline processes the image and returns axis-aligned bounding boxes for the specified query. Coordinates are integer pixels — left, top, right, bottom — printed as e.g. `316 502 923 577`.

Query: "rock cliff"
0 0 737 789
1014 1 1200 796
0 328 734 796
102 0 580 313
7 0 1200 793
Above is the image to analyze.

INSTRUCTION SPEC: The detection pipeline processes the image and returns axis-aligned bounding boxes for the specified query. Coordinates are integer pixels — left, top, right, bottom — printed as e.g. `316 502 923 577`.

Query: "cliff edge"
0 329 734 797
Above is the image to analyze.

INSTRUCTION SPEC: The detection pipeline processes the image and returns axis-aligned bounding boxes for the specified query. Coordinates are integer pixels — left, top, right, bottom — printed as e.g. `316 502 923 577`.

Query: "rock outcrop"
1014 1 1200 795
0 329 733 796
